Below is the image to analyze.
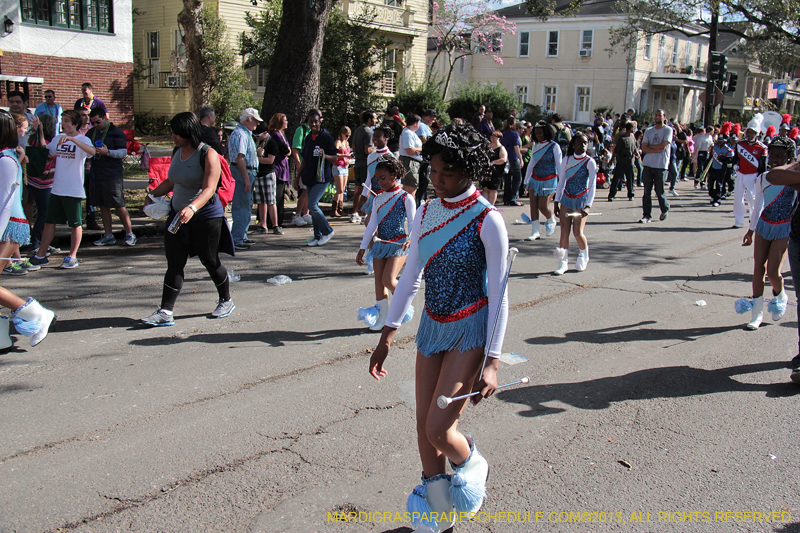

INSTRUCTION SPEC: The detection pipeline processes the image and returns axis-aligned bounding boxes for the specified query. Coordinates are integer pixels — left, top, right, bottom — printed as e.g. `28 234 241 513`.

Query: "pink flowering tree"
427 0 516 99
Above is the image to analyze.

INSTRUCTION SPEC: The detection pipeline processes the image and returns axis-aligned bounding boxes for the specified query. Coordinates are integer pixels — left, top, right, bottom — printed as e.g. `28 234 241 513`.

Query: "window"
684 42 692 68
696 44 703 69
657 35 666 71
543 86 557 112
257 66 268 88
384 0 400 5
576 86 591 113
381 47 401 95
21 0 113 32
580 30 593 55
547 31 559 57
477 33 502 54
515 85 528 104
644 35 652 60
665 88 679 101
146 31 160 87
671 39 679 65
518 31 530 57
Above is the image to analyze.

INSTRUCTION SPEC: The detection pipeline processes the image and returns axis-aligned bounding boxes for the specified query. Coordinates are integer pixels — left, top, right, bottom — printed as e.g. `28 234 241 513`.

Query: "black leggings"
161 216 230 311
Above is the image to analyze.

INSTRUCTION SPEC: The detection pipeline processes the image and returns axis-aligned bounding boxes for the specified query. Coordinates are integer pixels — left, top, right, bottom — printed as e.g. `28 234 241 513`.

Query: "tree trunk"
261 0 336 140
178 0 207 112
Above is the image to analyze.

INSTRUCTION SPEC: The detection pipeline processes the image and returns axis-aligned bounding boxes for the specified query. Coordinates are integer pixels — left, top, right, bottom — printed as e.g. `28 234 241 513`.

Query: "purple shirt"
74 96 108 114
501 130 521 161
271 131 291 182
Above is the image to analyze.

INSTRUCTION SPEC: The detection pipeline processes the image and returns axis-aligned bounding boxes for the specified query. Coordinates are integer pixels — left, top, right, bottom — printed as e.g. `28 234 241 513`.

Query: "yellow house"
432 2 711 124
132 0 429 117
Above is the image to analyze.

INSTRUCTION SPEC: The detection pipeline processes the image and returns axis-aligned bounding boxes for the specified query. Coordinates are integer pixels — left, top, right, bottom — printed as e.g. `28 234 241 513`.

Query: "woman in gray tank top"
141 112 235 326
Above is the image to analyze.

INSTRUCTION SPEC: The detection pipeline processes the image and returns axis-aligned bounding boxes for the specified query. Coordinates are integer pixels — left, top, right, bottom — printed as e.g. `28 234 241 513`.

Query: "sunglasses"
91 120 103 125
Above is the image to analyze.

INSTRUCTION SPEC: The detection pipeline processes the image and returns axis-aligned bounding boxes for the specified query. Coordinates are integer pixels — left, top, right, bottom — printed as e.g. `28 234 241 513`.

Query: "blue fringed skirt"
368 239 408 260
756 218 790 241
416 305 487 357
527 176 557 196
2 219 30 245
559 195 588 212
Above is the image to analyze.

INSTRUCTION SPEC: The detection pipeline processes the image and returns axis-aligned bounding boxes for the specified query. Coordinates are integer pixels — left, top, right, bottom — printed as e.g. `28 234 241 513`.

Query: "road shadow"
774 522 800 533
525 320 742 346
498 361 799 418
128 327 373 348
643 272 754 284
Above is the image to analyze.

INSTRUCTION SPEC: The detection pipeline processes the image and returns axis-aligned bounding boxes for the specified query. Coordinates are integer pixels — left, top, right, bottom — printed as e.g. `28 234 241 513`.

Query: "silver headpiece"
433 131 481 151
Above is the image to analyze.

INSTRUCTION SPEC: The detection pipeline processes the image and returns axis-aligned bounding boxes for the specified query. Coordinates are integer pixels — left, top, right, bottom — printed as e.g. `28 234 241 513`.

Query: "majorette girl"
553 131 597 275
368 123 509 533
356 156 416 331
523 120 562 240
736 137 797 330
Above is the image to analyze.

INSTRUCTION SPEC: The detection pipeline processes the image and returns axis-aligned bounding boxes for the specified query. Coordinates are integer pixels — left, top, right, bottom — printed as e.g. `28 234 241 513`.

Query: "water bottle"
167 215 182 234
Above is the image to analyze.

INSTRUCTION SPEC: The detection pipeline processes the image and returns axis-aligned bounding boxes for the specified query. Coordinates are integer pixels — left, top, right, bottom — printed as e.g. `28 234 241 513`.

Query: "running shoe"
669 189 679 197
211 299 235 318
125 233 137 246
20 259 40 272
141 309 175 326
234 242 251 251
317 230 334 246
251 227 267 235
272 227 284 235
29 255 49 267
93 234 116 246
242 238 256 245
307 239 319 247
639 217 652 223
302 214 312 224
791 355 800 384
659 212 668 221
2 263 26 276
60 256 79 269
292 215 308 227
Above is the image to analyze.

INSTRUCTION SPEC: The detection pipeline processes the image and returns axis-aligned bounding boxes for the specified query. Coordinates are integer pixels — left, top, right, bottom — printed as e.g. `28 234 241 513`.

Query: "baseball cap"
240 108 263 123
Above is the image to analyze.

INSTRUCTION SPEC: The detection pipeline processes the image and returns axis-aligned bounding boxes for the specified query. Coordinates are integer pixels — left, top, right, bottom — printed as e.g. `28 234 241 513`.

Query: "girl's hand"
742 230 753 246
178 205 195 225
401 240 411 251
581 206 590 218
369 342 390 381
553 202 560 217
356 248 365 266
470 357 499 406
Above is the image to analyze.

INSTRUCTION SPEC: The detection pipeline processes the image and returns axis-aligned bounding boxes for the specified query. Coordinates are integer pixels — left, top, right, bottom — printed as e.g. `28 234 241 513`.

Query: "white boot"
0 316 12 350
425 475 455 533
769 289 788 321
544 215 556 236
524 220 541 241
554 247 568 275
12 298 56 346
575 247 589 271
746 296 763 330
449 435 489 515
369 298 389 331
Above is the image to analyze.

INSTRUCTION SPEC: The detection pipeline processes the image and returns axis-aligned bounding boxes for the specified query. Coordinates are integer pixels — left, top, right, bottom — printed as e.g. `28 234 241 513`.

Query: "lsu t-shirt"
47 134 91 198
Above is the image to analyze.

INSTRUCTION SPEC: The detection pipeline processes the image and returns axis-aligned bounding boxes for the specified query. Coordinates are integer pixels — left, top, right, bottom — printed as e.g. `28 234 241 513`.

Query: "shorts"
252 172 276 205
354 165 368 186
332 166 348 177
480 171 503 191
93 179 126 209
45 194 83 228
400 157 420 188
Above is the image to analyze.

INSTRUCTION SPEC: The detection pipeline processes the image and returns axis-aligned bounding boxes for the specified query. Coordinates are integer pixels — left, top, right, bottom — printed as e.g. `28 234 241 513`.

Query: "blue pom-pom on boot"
449 435 488 515
357 304 379 327
734 298 753 314
768 290 788 321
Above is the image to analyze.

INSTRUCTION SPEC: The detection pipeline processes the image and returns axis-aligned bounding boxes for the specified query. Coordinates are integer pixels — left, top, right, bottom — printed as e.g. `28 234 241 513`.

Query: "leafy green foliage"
391 81 451 125
447 81 518 127
240 2 283 71
593 105 613 117
519 103 550 125
133 112 172 136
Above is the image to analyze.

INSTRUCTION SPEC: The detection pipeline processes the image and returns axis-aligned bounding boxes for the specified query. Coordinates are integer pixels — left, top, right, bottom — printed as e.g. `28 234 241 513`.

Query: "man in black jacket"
198 106 225 155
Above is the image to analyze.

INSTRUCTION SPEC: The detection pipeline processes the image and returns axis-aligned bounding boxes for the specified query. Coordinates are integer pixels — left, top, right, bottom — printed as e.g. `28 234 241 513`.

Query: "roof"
493 0 624 19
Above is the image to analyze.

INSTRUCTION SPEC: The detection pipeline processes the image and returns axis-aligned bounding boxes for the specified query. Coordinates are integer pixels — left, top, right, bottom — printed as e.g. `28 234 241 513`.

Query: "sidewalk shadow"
498 361 798 418
128 327 372 348
525 321 741 345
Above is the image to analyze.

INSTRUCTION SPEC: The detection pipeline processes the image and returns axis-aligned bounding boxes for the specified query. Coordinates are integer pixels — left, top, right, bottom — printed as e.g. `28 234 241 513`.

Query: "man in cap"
733 118 768 228
228 107 262 249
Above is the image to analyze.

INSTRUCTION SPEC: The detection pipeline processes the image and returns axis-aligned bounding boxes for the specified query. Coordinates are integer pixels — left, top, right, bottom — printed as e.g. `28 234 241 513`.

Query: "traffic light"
726 72 738 94
709 52 728 83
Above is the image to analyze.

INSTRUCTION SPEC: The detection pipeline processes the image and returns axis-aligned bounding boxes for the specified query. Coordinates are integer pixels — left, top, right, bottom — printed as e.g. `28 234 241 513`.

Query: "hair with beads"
421 122 492 182
374 155 405 179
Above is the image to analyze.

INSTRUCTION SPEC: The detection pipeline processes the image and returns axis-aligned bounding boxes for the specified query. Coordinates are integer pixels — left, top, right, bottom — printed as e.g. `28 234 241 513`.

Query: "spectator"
608 122 636 201
141 112 234 326
479 108 495 139
501 117 523 206
73 82 107 115
228 108 261 250
551 113 572 154
471 104 485 129
27 114 57 255
639 109 672 223
693 126 714 189
34 90 62 134
7 91 37 147
267 113 291 232
291 109 320 227
398 113 423 197
76 105 100 229
351 110 377 220
253 121 282 235
416 109 435 204
197 106 225 155
30 109 97 269
482 130 507 206
298 110 337 246
382 107 403 155
87 108 136 247
331 126 351 217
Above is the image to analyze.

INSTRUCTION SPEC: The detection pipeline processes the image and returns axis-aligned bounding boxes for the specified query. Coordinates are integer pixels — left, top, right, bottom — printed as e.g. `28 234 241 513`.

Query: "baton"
479 247 519 383
437 377 530 408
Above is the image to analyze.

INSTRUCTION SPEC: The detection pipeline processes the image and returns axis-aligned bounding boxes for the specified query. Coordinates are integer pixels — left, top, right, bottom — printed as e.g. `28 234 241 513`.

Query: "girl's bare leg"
539 193 554 220
528 192 538 220
573 215 588 250
752 234 770 297
382 254 407 295
558 210 571 249
766 236 789 295
372 258 389 301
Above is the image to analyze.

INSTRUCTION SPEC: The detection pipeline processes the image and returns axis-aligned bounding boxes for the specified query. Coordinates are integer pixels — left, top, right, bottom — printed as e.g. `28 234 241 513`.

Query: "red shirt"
736 141 766 175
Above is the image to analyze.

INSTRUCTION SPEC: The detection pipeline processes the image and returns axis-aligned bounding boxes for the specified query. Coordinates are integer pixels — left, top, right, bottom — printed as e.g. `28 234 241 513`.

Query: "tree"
177 0 206 111
447 81 518 127
524 0 800 74
427 0 516 99
258 0 338 139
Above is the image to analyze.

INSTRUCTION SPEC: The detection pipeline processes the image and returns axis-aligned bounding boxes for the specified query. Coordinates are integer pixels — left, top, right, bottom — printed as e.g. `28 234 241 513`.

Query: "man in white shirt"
34 90 63 134
693 126 714 188
398 114 423 197
639 109 673 223
30 109 96 269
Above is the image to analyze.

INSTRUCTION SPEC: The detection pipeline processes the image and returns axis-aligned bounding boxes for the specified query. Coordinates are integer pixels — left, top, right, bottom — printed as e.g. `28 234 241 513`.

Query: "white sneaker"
302 214 312 224
141 309 175 326
307 239 319 247
210 298 235 318
292 215 308 227
317 230 334 246
669 189 679 197
350 213 362 224
93 234 116 246
125 233 137 246
60 256 79 269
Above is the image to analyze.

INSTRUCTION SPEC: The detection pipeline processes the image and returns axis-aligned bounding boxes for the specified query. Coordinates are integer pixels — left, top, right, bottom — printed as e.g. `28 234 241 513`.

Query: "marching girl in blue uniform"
523 120 562 240
737 137 797 330
368 123 509 533
356 156 416 331
554 132 597 275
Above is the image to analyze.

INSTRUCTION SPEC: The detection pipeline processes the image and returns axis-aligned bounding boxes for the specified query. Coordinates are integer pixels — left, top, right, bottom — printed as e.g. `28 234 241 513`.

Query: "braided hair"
374 154 405 180
372 123 394 141
421 122 492 182
769 136 797 162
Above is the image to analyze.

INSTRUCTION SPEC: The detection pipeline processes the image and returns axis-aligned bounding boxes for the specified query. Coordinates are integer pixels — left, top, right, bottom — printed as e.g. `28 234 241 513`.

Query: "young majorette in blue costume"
554 131 597 275
357 156 417 331
369 123 509 533
736 137 797 329
523 120 562 240
359 124 395 275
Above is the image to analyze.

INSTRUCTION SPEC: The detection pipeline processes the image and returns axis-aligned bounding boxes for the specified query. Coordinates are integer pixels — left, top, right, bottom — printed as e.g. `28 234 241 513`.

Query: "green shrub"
133 112 172 136
593 104 613 117
391 80 450 124
447 81 518 128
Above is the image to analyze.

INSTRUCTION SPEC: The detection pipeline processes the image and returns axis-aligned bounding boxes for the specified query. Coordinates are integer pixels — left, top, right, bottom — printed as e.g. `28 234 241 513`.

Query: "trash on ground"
228 269 241 282
267 275 292 285
695 300 707 306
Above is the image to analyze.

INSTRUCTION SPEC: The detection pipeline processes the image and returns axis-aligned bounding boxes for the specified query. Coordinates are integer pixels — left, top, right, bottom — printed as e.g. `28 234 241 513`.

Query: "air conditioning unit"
166 76 180 88
579 49 591 57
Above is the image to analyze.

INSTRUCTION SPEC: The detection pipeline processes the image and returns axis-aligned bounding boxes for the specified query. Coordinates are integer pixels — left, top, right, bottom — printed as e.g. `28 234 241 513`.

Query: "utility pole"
703 1 719 126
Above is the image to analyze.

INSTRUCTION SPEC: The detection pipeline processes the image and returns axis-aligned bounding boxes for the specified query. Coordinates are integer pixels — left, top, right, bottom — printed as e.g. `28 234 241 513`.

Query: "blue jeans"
231 166 254 244
307 181 333 240
634 159 643 186
641 166 669 219
503 159 522 204
28 185 51 249
667 160 678 190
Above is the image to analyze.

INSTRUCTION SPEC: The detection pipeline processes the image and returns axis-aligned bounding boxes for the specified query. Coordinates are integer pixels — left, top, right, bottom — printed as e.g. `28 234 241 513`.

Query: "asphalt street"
0 181 798 533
